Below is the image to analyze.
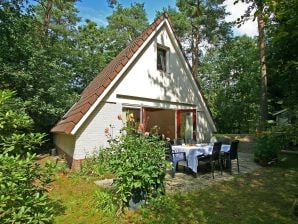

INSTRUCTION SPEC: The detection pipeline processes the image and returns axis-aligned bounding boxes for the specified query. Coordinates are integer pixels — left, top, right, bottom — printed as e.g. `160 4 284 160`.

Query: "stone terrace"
165 150 260 193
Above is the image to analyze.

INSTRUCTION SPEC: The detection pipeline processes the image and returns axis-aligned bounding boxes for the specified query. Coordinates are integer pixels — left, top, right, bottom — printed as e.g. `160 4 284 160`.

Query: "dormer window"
157 46 167 72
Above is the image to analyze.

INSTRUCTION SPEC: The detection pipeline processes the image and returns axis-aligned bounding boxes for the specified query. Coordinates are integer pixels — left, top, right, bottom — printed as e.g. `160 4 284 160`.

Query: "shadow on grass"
278 153 298 169
51 199 66 217
124 158 298 224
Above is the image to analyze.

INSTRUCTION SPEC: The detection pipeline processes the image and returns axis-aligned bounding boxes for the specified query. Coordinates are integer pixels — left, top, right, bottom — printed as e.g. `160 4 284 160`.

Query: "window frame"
157 45 169 72
122 107 141 124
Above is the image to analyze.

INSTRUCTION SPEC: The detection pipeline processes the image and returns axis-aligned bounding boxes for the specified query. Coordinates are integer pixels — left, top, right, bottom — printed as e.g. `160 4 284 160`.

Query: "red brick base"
55 146 83 170
71 159 83 170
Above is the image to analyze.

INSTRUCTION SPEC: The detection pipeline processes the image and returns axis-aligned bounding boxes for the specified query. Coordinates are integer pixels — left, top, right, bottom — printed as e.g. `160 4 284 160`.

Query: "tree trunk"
44 0 53 36
191 26 199 76
257 10 268 131
191 0 201 77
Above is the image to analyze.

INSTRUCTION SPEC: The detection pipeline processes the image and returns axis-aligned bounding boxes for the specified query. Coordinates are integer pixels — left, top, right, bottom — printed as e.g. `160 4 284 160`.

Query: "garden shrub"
74 113 168 212
279 123 298 150
107 131 167 211
254 127 288 164
255 133 280 164
70 148 114 179
43 159 69 176
0 153 54 223
0 90 46 156
0 90 55 223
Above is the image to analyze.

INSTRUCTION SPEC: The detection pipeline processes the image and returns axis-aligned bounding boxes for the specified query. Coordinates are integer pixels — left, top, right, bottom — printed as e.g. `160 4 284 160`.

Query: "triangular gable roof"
51 13 216 134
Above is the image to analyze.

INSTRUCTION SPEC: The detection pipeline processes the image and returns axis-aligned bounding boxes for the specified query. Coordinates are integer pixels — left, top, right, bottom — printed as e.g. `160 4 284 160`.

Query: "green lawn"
49 155 298 224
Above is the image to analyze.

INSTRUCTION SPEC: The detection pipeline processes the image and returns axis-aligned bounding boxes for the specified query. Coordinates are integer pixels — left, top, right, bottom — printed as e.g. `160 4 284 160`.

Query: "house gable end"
106 24 203 109
51 13 216 135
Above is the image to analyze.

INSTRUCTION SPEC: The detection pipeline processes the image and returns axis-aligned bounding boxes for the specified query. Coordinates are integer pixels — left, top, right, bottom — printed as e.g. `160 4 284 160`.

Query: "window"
157 47 167 72
122 107 140 124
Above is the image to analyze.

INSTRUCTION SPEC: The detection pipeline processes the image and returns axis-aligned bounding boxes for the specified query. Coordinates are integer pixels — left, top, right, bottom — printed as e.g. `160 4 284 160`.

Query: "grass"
49 177 103 224
49 154 298 224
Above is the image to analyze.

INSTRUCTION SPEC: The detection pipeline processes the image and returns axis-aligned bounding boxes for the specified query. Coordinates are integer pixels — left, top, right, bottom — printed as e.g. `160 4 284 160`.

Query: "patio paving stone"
165 152 260 193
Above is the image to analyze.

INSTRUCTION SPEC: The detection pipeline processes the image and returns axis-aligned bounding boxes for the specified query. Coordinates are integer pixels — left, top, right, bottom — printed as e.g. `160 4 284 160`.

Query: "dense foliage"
255 132 285 164
0 90 46 155
0 0 78 134
200 36 260 133
267 0 298 121
255 120 298 164
0 153 54 223
107 129 167 211
1 0 297 220
69 116 168 212
0 0 149 137
0 90 54 223
157 0 232 75
70 147 114 179
160 0 297 135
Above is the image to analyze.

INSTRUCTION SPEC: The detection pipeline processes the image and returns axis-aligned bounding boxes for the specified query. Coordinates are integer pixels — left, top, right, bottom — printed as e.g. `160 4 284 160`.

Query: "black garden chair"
165 142 188 178
197 142 222 179
221 140 240 175
174 138 185 145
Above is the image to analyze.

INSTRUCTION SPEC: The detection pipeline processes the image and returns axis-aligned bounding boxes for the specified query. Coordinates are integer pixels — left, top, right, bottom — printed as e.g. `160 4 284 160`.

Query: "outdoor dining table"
172 143 231 174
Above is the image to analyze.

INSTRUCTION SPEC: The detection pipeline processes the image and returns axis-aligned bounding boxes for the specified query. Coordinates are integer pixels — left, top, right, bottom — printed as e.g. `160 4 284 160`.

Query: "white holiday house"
51 13 216 169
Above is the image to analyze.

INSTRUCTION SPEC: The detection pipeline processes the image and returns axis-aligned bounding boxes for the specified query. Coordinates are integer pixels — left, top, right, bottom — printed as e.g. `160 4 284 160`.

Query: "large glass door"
177 109 196 142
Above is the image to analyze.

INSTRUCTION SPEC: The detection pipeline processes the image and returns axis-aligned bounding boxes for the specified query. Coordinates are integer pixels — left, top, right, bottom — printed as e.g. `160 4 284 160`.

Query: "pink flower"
138 123 144 131
104 127 109 134
117 114 122 120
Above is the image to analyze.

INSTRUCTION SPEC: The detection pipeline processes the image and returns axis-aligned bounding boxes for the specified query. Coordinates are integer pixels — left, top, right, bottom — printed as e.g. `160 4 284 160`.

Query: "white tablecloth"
172 144 230 173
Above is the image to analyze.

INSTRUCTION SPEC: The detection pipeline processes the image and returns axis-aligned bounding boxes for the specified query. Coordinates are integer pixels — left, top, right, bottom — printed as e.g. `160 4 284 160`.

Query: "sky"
76 0 257 37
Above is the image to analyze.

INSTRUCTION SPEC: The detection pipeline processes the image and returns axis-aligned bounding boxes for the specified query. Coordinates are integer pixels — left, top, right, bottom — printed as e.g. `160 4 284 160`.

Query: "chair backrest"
211 142 222 160
165 142 173 161
229 140 239 159
186 138 197 144
175 138 184 145
168 139 174 145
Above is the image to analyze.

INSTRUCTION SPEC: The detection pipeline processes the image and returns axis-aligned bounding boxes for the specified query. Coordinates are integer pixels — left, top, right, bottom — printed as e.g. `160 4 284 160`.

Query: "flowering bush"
105 116 167 211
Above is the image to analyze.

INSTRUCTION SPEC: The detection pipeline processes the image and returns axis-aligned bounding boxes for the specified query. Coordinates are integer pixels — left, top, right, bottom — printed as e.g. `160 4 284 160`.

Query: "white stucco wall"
53 133 75 157
197 111 213 142
106 24 214 134
69 22 215 159
74 102 123 160
107 25 203 111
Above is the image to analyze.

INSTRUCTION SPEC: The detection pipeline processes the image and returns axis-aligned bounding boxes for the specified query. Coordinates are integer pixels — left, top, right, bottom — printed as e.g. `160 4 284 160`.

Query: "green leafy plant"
254 131 286 165
0 90 46 156
0 153 54 223
0 89 55 223
43 159 68 177
107 128 167 211
255 118 298 165
70 148 114 180
1 132 46 156
94 190 117 215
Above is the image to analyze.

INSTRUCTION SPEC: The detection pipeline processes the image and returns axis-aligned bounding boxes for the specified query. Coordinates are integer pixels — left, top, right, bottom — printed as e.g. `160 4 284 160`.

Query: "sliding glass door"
177 109 196 141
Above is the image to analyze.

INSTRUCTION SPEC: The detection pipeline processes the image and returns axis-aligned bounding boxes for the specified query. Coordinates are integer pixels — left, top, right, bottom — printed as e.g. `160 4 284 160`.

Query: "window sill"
157 69 171 75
